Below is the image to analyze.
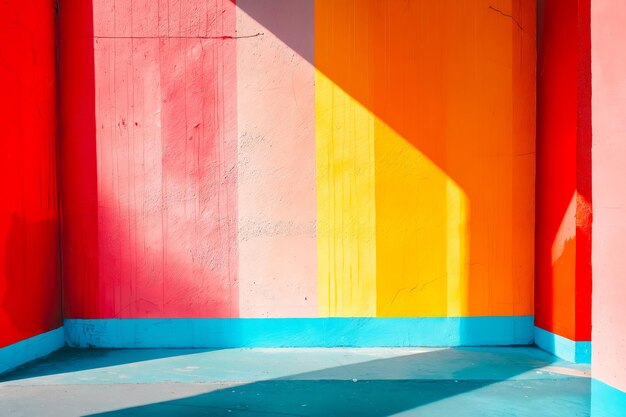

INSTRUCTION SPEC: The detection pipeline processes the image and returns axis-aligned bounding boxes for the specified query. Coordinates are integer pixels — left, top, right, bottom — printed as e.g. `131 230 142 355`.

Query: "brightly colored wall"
59 0 536 341
0 0 62 348
590 0 626 413
534 0 592 356
315 0 535 319
58 0 240 319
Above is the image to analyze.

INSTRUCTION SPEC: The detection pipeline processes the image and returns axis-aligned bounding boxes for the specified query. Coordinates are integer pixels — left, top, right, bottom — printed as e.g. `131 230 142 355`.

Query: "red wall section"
59 0 239 319
0 0 62 347
535 0 591 341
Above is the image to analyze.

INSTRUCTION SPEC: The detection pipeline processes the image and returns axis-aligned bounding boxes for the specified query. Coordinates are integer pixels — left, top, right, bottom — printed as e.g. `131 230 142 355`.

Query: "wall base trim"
64 316 533 348
0 328 65 375
591 379 626 417
534 326 591 363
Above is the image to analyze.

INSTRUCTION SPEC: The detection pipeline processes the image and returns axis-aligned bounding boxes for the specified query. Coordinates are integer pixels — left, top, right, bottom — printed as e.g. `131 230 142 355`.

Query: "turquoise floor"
0 347 591 416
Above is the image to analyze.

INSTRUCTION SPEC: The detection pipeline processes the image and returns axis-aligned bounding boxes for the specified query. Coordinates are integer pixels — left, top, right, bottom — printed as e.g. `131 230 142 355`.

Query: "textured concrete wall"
59 0 240 318
591 0 626 394
236 0 317 317
59 0 536 325
0 0 61 348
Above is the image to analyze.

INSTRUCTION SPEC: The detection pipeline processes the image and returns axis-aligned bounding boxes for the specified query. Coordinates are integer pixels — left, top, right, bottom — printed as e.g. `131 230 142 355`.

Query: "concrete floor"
0 347 590 416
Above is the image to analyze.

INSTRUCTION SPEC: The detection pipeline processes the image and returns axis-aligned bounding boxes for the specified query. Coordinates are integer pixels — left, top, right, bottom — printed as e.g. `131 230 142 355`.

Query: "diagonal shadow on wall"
233 0 536 320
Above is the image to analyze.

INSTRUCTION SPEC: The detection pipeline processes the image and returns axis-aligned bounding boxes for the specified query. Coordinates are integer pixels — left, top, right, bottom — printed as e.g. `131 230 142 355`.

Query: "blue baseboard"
592 379 626 417
534 327 591 363
0 328 65 375
64 316 533 348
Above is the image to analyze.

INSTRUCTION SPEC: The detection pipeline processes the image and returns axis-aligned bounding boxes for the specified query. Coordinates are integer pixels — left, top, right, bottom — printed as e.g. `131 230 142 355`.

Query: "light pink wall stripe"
236 0 317 317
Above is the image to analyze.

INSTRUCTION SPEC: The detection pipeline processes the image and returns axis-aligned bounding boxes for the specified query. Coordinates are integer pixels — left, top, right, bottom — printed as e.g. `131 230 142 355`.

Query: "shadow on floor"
0 348 220 383
0 347 591 416
67 348 588 417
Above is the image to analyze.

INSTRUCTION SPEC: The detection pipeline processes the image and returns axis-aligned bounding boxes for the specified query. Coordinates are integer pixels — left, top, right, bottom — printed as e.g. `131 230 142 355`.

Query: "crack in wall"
488 5 523 30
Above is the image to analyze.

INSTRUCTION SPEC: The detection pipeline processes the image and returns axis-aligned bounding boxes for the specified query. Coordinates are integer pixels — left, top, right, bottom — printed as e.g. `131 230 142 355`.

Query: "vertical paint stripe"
236 0 317 318
314 1 377 316
371 1 452 317
373 0 534 317
315 69 377 317
315 0 534 318
591 0 626 394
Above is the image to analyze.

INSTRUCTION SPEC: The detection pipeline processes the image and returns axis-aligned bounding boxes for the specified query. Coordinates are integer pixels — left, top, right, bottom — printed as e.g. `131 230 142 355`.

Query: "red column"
0 0 61 347
535 0 592 343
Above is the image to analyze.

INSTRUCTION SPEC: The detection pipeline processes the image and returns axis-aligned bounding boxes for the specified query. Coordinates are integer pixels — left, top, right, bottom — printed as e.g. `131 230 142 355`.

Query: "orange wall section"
315 0 536 318
236 0 318 317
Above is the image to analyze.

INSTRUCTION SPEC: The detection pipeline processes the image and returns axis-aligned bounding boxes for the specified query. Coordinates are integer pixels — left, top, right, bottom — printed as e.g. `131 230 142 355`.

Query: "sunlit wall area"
315 0 535 320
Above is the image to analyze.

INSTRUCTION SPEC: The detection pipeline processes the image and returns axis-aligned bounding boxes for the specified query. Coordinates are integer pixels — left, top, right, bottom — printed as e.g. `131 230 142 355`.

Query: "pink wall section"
59 0 320 320
591 0 626 393
59 0 240 318
236 0 317 317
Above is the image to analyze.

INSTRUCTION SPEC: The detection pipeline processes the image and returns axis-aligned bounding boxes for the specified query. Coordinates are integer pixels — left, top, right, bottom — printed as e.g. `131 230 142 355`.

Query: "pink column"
591 0 626 402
